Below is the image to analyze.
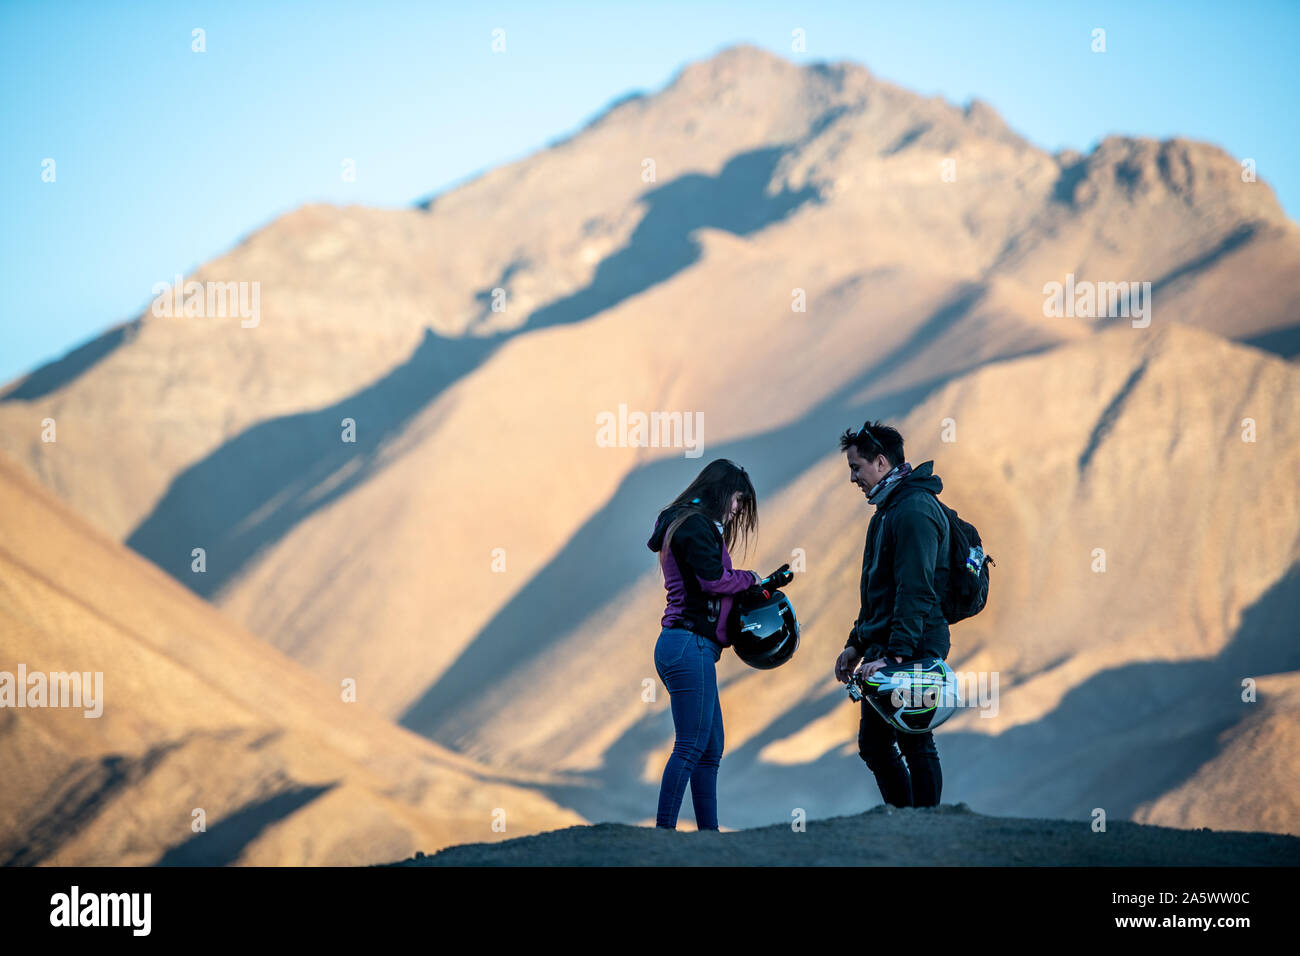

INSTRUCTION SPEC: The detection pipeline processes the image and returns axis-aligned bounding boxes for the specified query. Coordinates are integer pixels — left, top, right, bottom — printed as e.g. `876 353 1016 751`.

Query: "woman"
645 458 761 830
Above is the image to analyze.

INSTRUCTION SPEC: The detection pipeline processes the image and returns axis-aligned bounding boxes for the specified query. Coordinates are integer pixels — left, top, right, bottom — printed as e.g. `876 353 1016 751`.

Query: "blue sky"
3 0 1297 384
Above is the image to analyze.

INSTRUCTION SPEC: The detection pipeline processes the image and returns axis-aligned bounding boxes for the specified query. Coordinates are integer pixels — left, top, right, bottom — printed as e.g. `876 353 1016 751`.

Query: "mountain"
1 44 1297 842
0 455 582 865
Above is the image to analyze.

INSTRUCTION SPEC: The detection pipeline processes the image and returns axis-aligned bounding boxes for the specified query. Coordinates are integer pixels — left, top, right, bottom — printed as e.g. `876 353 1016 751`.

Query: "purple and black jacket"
647 505 761 646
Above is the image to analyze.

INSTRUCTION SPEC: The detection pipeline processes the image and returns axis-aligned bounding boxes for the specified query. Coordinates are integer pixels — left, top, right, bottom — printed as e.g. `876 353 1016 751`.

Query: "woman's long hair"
662 458 758 557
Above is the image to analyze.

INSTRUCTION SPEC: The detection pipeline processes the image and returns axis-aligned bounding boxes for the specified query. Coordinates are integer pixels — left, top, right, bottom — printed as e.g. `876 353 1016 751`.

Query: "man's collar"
867 461 913 506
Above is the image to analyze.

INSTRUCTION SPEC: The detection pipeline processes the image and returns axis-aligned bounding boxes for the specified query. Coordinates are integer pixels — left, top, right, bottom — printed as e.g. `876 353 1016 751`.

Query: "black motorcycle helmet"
730 589 800 669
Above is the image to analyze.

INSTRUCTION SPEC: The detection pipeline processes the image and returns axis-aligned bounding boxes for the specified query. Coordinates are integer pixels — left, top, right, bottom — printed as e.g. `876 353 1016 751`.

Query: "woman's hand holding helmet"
759 563 793 591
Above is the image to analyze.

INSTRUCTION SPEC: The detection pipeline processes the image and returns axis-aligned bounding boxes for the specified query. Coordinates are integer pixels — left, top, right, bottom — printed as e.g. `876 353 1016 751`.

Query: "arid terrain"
2 45 1297 863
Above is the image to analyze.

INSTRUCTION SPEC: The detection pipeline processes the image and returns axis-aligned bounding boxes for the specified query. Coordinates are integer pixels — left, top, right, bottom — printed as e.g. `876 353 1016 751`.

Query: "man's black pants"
857 697 942 807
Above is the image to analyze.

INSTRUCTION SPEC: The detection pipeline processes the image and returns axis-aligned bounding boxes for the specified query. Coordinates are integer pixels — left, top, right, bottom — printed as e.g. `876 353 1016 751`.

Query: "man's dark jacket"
845 460 951 662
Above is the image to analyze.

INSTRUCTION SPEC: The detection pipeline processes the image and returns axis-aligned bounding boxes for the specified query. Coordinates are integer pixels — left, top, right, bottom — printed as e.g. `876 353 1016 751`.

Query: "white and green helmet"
857 657 961 733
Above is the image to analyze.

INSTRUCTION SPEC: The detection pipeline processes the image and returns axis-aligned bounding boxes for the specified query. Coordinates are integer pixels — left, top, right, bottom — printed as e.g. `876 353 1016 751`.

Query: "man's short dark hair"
839 420 905 467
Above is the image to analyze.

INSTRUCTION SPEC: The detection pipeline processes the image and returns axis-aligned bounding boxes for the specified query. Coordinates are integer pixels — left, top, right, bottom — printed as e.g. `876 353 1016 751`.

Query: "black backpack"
936 501 994 624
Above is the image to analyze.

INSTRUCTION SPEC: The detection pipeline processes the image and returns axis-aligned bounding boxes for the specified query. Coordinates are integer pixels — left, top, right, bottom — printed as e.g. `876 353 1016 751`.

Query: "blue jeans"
654 626 724 829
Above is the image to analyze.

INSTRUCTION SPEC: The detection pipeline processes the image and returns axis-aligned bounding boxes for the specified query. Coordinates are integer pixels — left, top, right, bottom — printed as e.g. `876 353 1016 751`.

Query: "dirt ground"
385 803 1300 866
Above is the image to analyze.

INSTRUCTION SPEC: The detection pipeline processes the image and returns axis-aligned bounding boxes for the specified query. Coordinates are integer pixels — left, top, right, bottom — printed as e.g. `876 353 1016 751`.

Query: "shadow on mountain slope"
1243 322 1300 359
127 147 821 597
1 321 135 403
0 743 180 866
155 783 336 866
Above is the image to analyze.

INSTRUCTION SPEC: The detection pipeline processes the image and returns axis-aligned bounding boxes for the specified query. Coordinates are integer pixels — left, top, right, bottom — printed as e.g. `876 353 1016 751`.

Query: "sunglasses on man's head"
855 425 884 458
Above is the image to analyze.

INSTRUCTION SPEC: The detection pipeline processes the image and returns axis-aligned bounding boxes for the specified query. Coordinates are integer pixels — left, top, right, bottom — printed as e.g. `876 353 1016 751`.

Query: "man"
833 420 951 808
